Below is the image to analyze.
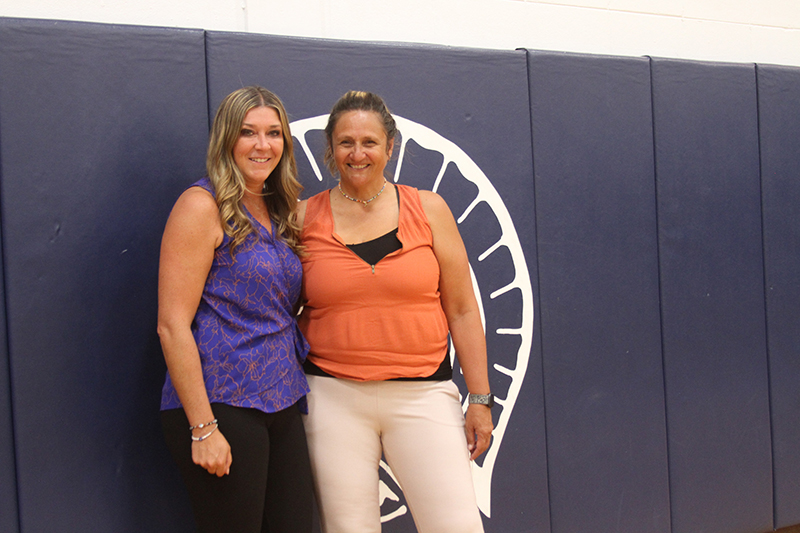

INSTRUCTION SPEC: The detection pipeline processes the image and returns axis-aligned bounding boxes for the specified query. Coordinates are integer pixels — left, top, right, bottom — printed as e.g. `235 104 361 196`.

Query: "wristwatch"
468 393 494 408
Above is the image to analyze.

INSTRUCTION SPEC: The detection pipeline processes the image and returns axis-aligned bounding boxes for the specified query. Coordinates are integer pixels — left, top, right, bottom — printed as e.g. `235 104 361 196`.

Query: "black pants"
162 402 313 533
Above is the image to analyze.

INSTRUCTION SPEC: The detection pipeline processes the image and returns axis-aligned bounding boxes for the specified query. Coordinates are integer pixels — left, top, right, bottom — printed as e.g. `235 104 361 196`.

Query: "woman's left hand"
465 404 493 461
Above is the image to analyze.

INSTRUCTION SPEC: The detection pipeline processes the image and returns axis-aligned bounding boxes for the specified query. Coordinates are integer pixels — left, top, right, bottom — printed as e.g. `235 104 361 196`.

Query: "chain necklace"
338 179 387 206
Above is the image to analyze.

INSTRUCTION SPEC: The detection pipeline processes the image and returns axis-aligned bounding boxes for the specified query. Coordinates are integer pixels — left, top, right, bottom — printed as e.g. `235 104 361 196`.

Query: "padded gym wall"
758 63 800 530
0 18 206 532
203 31 548 533
528 50 670 533
0 16 799 533
0 239 18 532
651 58 772 533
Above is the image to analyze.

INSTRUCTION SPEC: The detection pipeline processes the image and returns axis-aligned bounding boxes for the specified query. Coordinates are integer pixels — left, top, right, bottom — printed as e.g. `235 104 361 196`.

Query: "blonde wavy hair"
206 86 304 256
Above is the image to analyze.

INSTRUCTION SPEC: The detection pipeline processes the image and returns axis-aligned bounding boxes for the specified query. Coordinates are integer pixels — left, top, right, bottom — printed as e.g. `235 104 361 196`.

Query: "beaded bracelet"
188 418 218 432
191 425 219 442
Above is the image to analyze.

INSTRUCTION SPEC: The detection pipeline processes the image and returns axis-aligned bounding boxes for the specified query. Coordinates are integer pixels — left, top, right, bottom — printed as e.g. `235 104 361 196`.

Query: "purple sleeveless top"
160 178 309 413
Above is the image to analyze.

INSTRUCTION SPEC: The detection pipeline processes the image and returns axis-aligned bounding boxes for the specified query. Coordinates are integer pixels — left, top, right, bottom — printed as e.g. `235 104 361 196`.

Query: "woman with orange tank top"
296 90 493 533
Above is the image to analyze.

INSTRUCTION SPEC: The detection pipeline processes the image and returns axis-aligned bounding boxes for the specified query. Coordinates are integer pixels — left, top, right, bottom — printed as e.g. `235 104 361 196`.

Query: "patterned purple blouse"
160 178 309 414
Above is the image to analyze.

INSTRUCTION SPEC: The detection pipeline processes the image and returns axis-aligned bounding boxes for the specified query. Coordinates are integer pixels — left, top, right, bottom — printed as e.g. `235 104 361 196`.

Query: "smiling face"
232 106 284 190
331 110 394 189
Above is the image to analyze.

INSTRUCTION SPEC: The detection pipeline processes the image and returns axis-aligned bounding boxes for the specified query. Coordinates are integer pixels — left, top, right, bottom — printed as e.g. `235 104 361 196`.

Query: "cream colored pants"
303 375 485 533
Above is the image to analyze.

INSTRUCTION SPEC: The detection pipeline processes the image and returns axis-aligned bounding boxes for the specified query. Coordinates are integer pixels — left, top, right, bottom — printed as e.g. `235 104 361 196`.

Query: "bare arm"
157 186 231 476
420 190 493 460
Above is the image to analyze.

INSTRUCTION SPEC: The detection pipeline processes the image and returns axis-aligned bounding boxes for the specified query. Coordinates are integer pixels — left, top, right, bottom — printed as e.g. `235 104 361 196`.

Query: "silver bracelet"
188 418 217 431
191 425 218 442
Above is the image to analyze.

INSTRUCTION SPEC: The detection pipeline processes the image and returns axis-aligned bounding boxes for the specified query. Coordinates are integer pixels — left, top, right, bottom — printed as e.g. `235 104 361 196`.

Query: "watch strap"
468 393 494 408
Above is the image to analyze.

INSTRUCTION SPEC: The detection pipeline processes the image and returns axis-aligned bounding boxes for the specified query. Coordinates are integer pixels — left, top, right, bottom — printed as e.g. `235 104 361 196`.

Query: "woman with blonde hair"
158 86 312 533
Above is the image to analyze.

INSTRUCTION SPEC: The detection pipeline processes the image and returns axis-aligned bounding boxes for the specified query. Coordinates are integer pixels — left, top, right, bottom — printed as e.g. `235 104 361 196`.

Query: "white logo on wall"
291 115 534 521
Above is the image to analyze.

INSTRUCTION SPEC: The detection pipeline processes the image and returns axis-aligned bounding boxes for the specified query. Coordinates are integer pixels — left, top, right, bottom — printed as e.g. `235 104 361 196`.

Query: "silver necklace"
338 180 387 206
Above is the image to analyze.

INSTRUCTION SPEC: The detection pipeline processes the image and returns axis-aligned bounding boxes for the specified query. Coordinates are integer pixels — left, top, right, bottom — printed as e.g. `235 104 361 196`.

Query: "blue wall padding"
204 32 549 533
0 257 19 532
651 58 772 533
758 64 800 529
528 51 670 533
0 18 207 532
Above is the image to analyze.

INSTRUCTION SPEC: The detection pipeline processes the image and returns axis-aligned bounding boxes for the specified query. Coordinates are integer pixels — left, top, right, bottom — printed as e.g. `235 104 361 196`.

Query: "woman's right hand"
191 429 232 477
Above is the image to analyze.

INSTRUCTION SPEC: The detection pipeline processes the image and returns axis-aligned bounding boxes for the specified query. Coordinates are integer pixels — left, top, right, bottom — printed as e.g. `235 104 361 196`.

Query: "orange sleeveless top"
298 184 449 381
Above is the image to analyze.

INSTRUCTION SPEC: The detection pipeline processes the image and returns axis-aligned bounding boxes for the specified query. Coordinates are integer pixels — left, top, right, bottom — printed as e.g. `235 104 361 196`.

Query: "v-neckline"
328 184 401 246
243 204 274 238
